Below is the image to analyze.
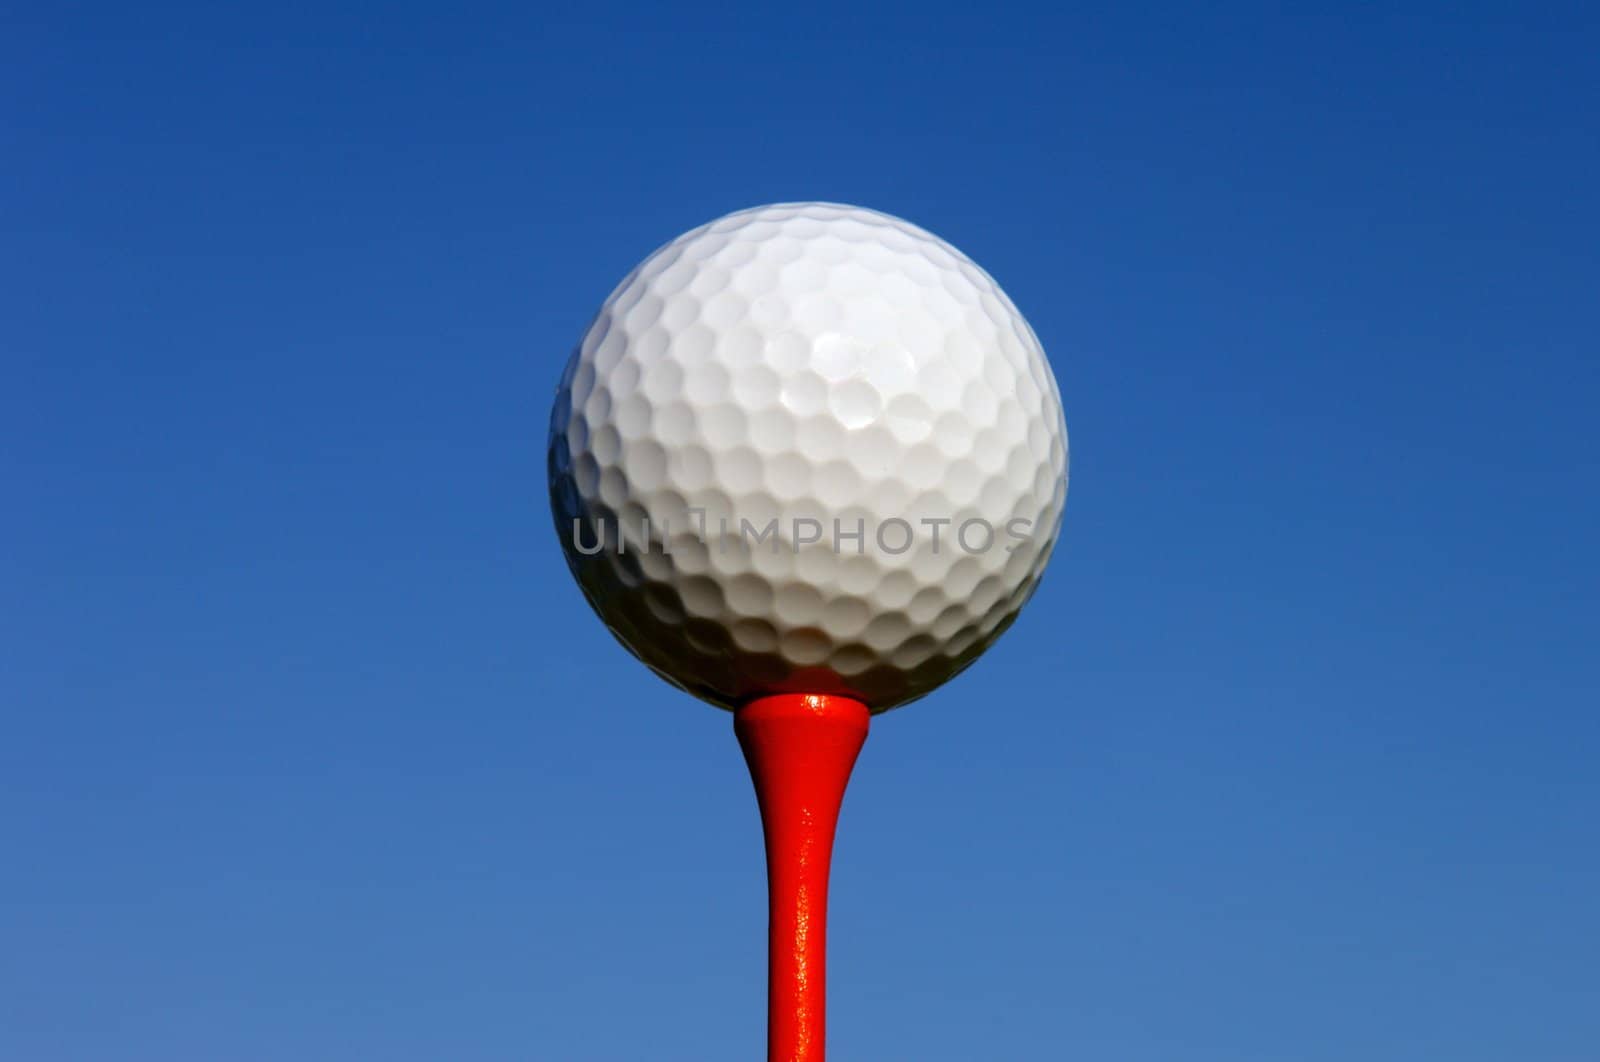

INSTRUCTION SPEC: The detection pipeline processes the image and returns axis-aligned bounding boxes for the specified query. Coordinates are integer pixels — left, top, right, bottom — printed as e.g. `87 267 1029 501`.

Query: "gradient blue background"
5 3 1598 1059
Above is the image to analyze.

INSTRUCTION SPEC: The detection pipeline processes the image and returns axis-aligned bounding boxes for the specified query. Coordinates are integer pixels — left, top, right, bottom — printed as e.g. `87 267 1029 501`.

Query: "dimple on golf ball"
549 202 1068 711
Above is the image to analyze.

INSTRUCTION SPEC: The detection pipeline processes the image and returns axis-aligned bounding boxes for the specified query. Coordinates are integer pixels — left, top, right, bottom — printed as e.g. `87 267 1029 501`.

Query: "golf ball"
549 203 1067 711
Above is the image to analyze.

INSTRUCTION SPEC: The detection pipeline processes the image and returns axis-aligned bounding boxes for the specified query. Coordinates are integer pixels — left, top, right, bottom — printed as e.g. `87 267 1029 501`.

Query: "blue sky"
4 3 1598 1059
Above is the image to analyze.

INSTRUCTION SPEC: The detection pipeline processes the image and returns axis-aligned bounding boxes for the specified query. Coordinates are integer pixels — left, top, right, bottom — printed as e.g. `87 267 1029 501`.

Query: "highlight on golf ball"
548 202 1068 711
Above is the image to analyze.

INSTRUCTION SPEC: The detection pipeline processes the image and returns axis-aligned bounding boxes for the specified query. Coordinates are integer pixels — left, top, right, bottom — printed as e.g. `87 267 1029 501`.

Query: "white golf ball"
549 203 1068 711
